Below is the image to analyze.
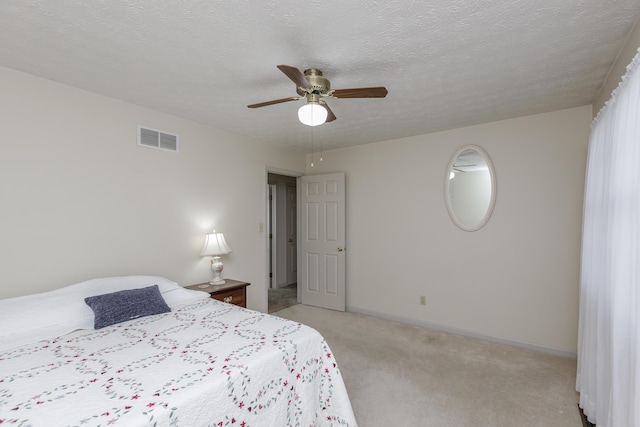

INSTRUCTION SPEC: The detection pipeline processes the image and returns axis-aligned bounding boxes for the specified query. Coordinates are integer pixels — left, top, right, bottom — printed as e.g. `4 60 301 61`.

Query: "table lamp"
200 230 232 285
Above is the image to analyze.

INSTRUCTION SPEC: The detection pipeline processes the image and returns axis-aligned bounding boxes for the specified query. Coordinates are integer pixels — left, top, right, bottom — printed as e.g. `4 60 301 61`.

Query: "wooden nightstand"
186 279 250 308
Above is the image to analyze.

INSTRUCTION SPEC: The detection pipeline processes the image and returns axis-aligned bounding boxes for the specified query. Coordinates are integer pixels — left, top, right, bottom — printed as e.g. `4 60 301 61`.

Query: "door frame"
264 167 302 311
268 183 277 289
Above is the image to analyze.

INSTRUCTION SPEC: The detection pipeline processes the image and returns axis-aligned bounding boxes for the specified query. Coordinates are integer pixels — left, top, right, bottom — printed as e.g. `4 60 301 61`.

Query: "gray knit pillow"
84 284 170 329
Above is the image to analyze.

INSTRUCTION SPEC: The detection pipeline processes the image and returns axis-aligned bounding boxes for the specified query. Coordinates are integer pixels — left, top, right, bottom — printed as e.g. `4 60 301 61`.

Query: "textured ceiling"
1 1 639 153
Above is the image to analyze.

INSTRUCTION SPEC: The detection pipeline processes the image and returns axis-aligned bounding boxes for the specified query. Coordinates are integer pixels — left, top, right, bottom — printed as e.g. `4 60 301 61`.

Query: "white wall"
0 66 305 312
306 105 591 354
0 65 592 354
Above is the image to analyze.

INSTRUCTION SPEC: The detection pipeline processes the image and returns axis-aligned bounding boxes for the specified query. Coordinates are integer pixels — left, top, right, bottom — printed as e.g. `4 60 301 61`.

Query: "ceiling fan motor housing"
296 68 331 97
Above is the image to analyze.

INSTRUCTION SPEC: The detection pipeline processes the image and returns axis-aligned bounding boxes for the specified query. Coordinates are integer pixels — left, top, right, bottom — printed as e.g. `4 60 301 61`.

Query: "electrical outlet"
420 295 426 305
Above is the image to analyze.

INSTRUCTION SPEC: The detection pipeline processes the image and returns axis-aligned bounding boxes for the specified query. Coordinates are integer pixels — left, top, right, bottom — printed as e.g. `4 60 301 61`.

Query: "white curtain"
577 48 640 426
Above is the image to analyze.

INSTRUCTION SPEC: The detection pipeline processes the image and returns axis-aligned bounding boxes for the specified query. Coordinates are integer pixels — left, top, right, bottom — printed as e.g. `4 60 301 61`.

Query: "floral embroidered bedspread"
0 299 357 426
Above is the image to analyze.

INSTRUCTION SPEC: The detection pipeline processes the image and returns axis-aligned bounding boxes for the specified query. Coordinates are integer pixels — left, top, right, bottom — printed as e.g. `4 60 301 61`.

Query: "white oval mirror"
445 145 496 231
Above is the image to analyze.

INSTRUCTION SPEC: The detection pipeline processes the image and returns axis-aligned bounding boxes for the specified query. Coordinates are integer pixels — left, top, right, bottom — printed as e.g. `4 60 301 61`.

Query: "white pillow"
0 275 209 350
160 284 210 307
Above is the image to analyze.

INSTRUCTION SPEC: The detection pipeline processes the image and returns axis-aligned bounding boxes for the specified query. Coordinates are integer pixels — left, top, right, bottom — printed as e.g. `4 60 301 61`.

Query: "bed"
0 276 357 426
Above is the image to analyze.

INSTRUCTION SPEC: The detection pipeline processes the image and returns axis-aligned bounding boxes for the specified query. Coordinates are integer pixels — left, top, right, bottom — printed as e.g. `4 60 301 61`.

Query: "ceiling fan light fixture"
298 102 327 126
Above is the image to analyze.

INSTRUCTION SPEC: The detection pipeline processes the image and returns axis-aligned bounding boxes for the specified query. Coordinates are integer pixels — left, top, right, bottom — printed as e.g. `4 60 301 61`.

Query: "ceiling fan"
247 65 388 126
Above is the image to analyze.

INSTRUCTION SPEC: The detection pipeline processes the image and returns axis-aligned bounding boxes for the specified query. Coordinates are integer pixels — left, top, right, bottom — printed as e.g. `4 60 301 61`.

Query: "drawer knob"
223 296 233 303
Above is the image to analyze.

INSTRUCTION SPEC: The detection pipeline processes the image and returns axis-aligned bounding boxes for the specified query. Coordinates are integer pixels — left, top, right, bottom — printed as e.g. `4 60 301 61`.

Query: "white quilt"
0 299 357 426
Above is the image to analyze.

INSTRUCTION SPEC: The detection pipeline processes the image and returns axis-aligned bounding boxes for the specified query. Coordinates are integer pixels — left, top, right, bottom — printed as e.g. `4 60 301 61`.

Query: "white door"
299 173 346 311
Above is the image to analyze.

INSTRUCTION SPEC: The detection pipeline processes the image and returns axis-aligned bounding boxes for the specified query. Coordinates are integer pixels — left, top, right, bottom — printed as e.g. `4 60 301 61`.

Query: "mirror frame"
444 144 497 232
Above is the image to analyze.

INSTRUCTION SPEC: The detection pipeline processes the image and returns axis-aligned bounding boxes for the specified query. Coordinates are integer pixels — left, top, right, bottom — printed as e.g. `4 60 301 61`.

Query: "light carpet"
274 304 581 427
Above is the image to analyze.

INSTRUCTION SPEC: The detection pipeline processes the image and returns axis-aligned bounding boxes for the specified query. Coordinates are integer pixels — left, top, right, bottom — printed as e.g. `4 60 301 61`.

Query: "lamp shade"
200 231 232 256
298 102 328 126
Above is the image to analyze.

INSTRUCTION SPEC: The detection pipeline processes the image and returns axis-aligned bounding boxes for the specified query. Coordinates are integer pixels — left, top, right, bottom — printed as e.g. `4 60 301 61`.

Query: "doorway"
267 173 298 313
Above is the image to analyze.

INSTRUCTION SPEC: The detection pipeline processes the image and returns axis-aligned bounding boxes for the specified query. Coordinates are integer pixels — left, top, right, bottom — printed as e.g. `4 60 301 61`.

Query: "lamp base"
210 256 225 285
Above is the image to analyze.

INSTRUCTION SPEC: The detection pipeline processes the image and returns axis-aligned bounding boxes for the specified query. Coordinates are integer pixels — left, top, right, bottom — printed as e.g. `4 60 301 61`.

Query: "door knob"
337 247 346 252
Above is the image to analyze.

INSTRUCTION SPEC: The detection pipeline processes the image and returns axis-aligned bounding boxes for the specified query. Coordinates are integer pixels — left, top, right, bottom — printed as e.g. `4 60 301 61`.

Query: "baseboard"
346 305 577 359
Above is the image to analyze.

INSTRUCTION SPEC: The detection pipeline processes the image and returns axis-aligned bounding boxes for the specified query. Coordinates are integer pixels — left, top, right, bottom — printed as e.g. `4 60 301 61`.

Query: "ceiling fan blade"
277 64 312 89
331 86 388 98
247 96 301 108
319 100 337 122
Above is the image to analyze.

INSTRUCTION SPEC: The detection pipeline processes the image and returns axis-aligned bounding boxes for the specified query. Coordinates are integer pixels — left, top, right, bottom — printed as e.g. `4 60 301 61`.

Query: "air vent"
137 126 179 152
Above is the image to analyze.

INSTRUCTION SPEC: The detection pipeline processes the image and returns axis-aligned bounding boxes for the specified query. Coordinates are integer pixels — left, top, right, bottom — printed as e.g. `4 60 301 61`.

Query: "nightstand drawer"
212 288 245 306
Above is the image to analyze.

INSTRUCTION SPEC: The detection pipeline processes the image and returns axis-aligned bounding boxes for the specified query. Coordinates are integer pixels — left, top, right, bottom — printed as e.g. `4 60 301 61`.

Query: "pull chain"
310 120 314 167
